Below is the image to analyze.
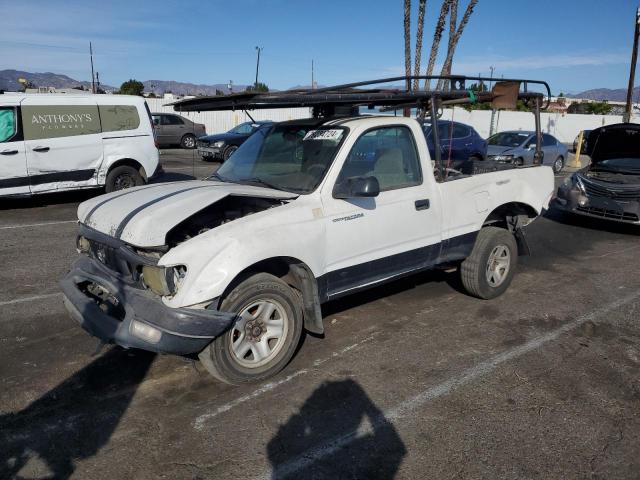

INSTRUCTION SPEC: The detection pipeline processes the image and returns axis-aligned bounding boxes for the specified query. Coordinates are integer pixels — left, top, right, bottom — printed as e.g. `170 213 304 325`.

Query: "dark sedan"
556 123 640 225
421 120 487 174
197 121 273 161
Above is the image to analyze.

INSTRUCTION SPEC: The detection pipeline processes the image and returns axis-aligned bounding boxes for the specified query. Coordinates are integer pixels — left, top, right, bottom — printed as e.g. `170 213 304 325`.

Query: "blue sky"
0 0 637 94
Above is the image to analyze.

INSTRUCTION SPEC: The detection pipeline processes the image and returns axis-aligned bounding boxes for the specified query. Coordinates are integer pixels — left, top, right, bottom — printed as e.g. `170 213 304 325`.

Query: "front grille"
581 178 640 200
86 239 153 285
197 140 209 148
576 206 639 222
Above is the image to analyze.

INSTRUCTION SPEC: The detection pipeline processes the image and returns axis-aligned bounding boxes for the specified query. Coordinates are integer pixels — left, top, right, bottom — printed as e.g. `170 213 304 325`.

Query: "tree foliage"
118 79 144 96
245 82 269 92
567 101 613 115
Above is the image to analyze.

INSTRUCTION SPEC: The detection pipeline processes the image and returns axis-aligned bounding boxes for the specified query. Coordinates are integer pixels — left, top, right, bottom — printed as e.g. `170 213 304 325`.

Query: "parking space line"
0 220 76 230
255 291 640 480
0 293 62 308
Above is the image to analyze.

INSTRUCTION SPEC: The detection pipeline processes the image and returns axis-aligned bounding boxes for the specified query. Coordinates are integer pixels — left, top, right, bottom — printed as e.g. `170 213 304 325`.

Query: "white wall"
145 96 634 143
438 107 633 143
144 97 311 135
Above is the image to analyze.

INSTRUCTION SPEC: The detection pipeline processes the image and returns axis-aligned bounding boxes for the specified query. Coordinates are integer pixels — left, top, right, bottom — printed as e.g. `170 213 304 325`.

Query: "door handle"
32 146 50 152
0 149 18 155
415 199 430 211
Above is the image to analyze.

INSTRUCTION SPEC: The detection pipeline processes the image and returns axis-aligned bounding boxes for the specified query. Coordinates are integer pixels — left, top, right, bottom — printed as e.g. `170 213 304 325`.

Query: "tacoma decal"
332 212 364 223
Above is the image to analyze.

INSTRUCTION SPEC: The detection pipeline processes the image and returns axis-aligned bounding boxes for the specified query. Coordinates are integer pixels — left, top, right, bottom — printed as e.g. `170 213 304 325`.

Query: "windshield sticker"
304 129 344 142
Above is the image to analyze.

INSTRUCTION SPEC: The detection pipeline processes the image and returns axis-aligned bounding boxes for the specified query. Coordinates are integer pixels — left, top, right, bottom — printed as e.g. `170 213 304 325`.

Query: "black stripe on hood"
114 185 213 240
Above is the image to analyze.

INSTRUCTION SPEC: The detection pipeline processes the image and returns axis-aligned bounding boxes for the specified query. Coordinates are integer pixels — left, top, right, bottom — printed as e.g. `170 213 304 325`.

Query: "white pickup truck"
61 112 554 384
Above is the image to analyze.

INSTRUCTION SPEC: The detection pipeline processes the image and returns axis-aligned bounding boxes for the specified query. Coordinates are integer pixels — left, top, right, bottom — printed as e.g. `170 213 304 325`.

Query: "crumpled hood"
78 181 296 247
487 145 518 156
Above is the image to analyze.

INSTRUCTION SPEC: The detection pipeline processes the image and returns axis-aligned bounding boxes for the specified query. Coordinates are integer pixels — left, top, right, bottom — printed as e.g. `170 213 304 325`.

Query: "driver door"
322 125 442 298
0 104 29 196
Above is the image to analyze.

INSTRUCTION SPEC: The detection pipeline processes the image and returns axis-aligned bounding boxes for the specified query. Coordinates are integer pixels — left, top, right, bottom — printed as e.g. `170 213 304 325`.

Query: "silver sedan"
487 131 569 173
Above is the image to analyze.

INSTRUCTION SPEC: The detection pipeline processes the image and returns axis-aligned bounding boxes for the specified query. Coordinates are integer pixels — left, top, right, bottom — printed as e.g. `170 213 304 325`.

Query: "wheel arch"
482 201 539 255
106 158 147 182
221 256 324 335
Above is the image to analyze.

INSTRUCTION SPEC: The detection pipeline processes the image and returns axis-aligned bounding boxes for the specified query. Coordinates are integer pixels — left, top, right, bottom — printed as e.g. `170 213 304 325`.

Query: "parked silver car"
151 113 206 149
487 131 568 173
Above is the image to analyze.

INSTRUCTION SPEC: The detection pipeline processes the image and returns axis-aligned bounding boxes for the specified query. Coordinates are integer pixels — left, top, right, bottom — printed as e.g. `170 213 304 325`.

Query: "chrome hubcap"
555 158 562 171
486 244 511 287
185 136 195 148
229 299 288 368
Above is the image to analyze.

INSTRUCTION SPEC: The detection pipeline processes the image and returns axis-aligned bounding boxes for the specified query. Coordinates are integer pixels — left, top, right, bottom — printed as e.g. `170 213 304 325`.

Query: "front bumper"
60 256 236 355
555 185 640 224
198 146 223 159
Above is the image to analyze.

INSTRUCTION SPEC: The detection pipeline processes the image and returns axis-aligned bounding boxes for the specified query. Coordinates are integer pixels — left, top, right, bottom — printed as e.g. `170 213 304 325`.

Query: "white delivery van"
0 93 160 197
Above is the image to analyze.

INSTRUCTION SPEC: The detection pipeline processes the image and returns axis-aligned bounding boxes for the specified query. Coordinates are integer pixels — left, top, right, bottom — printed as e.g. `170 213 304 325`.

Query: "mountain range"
1 69 639 101
568 87 640 102
0 70 250 95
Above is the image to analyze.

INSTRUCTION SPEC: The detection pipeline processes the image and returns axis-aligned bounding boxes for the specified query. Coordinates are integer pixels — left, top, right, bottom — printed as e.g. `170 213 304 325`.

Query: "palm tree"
404 0 412 92
436 0 479 90
412 0 427 91
424 0 451 90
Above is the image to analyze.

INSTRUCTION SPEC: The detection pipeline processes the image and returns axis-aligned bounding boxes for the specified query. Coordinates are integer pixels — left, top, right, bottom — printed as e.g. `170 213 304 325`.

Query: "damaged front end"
61 224 237 355
555 123 640 224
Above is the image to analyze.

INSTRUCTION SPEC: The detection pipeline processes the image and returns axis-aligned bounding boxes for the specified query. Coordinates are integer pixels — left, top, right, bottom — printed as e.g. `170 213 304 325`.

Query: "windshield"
488 132 530 147
212 123 347 194
228 122 259 134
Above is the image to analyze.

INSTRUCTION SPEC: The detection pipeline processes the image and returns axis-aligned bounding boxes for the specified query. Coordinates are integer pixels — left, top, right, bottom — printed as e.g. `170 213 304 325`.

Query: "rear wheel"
460 226 518 299
553 156 564 174
181 134 196 149
198 273 303 385
105 165 144 193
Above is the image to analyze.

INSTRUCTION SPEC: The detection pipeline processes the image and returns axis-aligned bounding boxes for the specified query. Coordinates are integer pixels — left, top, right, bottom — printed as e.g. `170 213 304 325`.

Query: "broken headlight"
141 265 187 297
77 235 91 254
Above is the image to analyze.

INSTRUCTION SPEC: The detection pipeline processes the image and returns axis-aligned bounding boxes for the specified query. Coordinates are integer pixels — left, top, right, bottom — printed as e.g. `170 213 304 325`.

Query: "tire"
223 145 238 161
553 156 564 174
460 226 518 300
105 165 144 193
515 157 524 166
181 134 196 149
198 273 303 385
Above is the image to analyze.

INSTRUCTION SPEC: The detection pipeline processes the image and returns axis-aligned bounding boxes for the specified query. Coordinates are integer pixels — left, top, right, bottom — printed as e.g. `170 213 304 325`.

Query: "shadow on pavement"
267 379 406 479
0 347 156 480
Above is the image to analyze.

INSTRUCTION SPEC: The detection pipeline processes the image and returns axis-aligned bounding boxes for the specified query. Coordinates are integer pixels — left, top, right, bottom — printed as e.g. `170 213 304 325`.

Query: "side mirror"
153 118 160 126
526 143 536 150
333 176 380 199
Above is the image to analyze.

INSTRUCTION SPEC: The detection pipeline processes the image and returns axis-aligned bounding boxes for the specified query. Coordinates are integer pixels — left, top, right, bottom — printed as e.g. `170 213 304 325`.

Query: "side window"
453 124 470 138
338 126 422 192
152 115 161 126
21 105 101 140
164 115 184 125
543 134 556 146
0 108 18 142
100 105 140 132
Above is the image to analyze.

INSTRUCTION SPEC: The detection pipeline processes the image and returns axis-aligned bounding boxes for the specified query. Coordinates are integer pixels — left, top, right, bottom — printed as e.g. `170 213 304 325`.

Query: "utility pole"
89 42 96 94
96 72 100 93
489 66 497 136
311 59 315 89
254 46 263 89
624 6 640 123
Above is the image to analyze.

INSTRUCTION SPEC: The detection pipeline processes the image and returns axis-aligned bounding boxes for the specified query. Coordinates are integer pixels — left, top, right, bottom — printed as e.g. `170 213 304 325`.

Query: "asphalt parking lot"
1 150 639 480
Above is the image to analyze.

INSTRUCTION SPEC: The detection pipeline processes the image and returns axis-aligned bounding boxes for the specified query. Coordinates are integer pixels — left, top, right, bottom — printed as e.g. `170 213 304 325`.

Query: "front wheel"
460 226 518 299
223 145 238 161
198 273 303 385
